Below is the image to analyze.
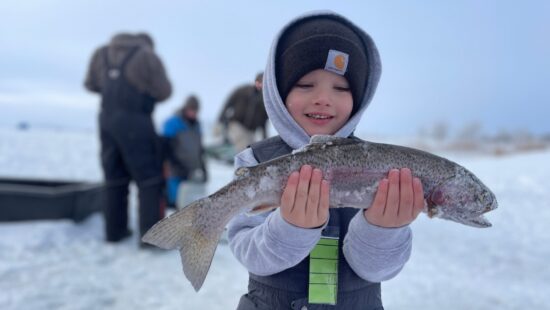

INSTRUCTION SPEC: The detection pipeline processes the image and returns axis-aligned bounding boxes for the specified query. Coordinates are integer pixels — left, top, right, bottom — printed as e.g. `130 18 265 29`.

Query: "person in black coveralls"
84 32 172 245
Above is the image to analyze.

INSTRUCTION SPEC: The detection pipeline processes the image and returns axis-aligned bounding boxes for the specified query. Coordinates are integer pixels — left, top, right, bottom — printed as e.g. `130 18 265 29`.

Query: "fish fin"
142 205 194 249
310 135 357 145
310 135 340 144
235 167 250 179
247 204 278 215
142 197 227 291
178 225 221 291
293 135 356 154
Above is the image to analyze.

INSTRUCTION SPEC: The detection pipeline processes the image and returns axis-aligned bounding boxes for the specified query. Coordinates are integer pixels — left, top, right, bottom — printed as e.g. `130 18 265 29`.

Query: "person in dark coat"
217 72 268 152
84 32 172 245
162 95 207 208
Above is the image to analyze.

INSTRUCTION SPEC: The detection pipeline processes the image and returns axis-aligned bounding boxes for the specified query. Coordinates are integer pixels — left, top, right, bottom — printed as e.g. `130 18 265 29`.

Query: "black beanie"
276 16 368 114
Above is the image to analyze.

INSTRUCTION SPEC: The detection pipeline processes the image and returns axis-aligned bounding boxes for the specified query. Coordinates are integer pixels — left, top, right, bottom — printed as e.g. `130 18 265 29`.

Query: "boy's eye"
334 86 350 92
294 83 313 89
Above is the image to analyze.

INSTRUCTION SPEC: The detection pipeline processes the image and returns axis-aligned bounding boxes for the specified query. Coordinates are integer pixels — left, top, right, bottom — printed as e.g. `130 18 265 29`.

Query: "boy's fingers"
399 168 414 215
294 165 312 215
281 171 299 213
384 169 400 218
318 179 330 222
306 168 322 215
412 177 425 218
367 178 388 218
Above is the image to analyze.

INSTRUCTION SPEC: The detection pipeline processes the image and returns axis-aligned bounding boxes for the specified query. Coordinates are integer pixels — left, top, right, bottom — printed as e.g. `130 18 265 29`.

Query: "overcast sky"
1 0 549 136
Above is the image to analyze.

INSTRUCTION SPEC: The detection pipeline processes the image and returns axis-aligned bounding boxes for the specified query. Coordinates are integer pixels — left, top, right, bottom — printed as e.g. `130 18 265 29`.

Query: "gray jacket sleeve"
343 213 412 282
227 209 323 276
228 148 412 280
84 47 104 93
141 49 172 102
127 47 172 102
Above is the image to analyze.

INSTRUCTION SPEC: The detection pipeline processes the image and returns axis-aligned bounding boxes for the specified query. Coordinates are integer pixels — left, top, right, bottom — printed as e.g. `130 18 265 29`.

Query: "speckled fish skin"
142 136 497 291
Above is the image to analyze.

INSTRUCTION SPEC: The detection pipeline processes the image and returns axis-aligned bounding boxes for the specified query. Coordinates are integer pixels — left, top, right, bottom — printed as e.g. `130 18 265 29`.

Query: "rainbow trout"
142 136 497 291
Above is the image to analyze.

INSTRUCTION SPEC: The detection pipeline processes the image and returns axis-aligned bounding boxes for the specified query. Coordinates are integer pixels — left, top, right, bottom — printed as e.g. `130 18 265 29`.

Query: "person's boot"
107 228 133 243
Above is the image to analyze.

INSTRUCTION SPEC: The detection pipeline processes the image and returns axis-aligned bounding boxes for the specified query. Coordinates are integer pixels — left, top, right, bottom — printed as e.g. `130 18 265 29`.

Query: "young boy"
227 11 424 310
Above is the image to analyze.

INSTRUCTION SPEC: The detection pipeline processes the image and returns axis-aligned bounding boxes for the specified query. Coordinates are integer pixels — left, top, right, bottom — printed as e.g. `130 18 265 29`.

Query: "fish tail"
142 197 228 291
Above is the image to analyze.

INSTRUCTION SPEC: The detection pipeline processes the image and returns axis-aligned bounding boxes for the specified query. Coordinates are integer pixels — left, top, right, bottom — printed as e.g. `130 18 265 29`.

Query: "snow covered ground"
0 128 549 310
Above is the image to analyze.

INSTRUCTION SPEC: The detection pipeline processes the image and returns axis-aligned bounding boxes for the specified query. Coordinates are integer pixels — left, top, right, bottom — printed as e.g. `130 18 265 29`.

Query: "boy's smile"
285 69 353 136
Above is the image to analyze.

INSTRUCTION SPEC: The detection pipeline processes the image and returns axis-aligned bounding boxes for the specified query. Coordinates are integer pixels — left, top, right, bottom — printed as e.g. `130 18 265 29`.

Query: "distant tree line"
416 121 549 156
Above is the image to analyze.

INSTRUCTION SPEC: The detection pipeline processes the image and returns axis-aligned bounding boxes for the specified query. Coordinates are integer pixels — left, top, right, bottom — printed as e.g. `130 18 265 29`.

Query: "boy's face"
285 69 353 136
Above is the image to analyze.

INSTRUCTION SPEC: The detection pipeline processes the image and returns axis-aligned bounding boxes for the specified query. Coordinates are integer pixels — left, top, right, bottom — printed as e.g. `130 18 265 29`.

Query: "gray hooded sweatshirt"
227 11 412 284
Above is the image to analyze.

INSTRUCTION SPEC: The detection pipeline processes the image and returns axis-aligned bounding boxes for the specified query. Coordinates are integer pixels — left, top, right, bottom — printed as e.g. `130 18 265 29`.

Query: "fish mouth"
461 198 498 228
485 199 498 213
465 200 497 228
465 214 493 228
427 201 496 228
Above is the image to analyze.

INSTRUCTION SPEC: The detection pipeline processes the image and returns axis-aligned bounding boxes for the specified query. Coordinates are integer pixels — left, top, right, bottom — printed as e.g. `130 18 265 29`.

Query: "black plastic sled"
0 177 104 222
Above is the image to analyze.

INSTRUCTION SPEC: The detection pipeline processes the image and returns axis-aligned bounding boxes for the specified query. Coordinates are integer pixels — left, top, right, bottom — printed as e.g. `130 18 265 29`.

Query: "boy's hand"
365 168 424 228
280 165 330 228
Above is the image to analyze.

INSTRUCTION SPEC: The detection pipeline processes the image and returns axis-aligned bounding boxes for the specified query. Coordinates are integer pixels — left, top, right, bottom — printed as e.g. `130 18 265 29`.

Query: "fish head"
427 170 497 228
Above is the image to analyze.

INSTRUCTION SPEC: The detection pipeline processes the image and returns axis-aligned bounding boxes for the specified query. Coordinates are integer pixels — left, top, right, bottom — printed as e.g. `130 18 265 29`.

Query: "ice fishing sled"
0 177 104 222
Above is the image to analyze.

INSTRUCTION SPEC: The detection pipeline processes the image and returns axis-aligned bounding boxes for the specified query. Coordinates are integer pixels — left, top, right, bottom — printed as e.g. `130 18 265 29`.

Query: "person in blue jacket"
162 95 208 208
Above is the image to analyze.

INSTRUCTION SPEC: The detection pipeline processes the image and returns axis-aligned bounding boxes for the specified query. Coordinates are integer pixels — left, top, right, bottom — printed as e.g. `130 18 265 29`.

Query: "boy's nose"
312 89 331 106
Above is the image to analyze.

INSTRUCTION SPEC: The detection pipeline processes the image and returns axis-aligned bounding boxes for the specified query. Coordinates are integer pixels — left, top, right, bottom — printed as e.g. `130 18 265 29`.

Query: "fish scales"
243 141 457 209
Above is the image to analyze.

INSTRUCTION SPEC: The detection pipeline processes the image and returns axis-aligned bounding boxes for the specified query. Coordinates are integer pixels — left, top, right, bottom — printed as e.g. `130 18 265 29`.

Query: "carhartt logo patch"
325 50 348 75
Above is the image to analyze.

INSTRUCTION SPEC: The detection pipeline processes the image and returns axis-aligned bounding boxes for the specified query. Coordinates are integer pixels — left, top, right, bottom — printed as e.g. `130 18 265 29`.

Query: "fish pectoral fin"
247 204 278 215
